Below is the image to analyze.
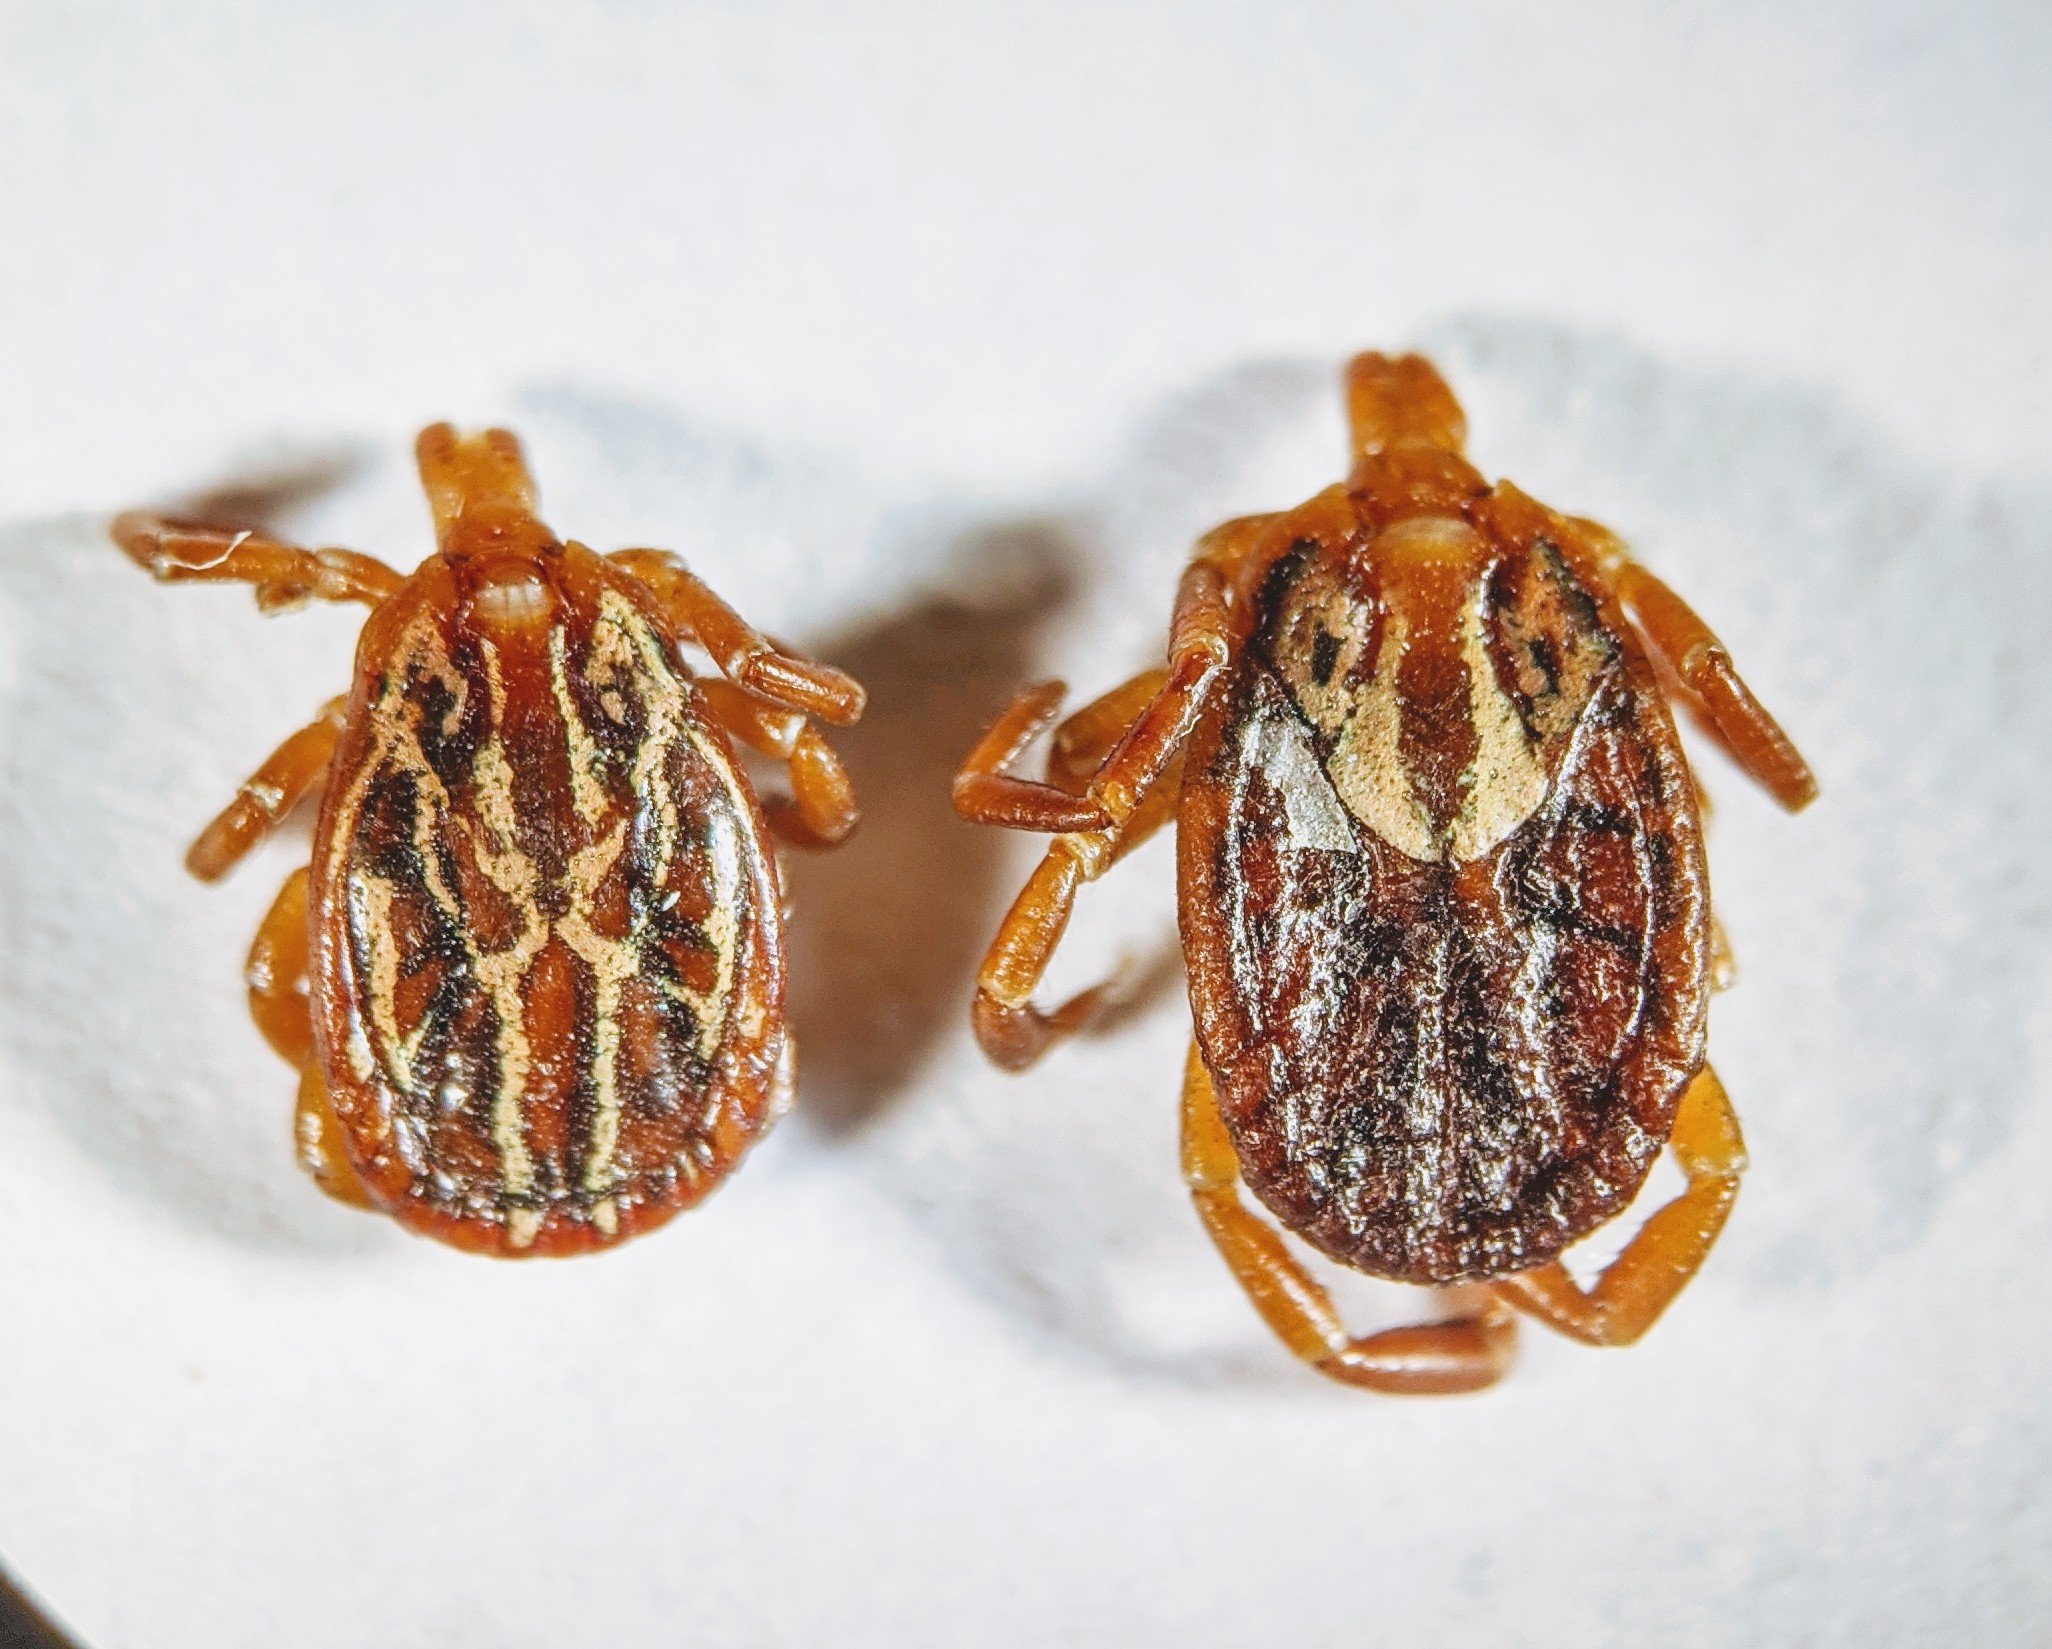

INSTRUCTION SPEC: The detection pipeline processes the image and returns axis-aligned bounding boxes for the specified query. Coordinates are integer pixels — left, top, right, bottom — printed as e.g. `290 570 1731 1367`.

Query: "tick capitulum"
955 353 1815 1392
115 425 866 1257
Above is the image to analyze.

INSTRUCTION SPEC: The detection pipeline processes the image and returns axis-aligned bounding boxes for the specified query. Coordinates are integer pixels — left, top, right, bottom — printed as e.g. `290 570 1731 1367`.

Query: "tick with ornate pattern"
954 353 1816 1391
113 426 865 1256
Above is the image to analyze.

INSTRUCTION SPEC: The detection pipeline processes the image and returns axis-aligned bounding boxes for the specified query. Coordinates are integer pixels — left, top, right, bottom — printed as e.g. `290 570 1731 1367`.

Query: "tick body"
116 427 864 1256
956 354 1815 1391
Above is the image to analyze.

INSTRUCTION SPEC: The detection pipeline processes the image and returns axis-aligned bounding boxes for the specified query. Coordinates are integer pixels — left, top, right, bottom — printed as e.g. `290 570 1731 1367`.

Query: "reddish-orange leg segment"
954 681 1115 833
246 868 315 1069
1490 1065 1746 1346
962 670 1179 1068
954 667 1172 833
1182 1044 1518 1394
968 821 1158 1068
1709 917 1738 992
1564 519 1817 812
697 677 859 848
111 513 405 614
247 869 372 1209
115 510 390 884
1046 668 1168 796
115 507 400 1205
961 520 1271 1070
610 548 866 727
185 698 348 882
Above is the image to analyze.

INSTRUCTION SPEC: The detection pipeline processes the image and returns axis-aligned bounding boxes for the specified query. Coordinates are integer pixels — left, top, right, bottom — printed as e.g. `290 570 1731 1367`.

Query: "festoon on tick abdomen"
955 352 1815 1393
115 425 865 1256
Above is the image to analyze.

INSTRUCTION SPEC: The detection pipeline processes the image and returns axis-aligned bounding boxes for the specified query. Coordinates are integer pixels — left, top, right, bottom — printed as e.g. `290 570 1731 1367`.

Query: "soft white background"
2 3 2048 1645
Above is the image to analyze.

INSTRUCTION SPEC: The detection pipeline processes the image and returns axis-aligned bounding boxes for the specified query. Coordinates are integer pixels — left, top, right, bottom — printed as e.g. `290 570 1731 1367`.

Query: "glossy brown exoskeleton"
115 426 865 1256
955 354 1816 1391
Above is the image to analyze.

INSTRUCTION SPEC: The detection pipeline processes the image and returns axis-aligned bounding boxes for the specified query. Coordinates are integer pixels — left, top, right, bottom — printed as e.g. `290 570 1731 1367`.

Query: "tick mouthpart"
1345 352 1468 458
416 422 543 548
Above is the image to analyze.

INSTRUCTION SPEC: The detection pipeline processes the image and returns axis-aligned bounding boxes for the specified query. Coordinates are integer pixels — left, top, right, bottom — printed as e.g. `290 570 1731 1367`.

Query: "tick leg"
1047 511 1282 838
697 678 859 848
964 522 1275 1070
966 676 1188 1068
1709 915 1738 992
246 870 373 1209
1691 776 1739 989
1046 668 1169 794
1181 1044 1518 1394
1048 669 1188 860
1569 522 1817 811
997 513 1264 837
953 669 1173 832
111 513 404 613
1049 670 1189 863
246 869 317 1066
610 549 866 727
185 698 348 882
954 681 1117 833
970 832 1152 1070
292 1069 375 1210
1081 549 1236 826
1491 1065 1746 1347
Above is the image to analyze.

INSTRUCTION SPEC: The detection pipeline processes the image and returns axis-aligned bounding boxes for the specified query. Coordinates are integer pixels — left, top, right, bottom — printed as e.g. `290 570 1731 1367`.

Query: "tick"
114 425 865 1256
954 354 1816 1391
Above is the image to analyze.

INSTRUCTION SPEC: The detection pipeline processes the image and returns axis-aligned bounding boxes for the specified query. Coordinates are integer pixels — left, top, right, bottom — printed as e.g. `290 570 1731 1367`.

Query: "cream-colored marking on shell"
1283 582 1372 736
349 874 414 1090
585 604 636 697
349 622 468 933
593 593 748 1057
558 598 658 1200
676 732 748 1039
1318 611 1442 861
1280 580 1439 858
326 588 762 1229
1277 520 1551 865
557 817 633 1194
464 649 547 1202
1446 590 1551 861
1401 931 1454 1233
564 592 750 1198
1246 703 1359 854
428 646 469 739
334 614 470 1100
549 626 611 828
344 1013 378 1084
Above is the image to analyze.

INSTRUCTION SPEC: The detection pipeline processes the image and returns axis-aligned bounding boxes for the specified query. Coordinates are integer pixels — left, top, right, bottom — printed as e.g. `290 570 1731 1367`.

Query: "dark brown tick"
954 354 1816 1391
114 426 865 1256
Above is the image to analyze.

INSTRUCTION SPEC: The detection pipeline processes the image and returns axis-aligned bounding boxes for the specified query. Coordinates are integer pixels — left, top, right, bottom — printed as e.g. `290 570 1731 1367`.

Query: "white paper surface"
1 5 2048 1646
